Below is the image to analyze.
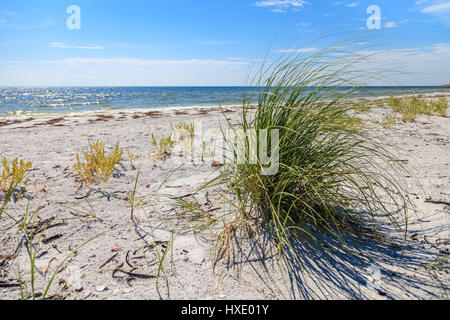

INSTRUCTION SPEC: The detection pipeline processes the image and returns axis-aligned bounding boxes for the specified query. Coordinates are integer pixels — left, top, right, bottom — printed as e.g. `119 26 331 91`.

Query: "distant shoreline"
1 89 450 119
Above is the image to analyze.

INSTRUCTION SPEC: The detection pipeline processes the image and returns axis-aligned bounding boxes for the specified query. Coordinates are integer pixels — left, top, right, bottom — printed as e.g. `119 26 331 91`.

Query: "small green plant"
130 168 144 220
18 220 103 300
382 114 397 128
353 103 371 113
173 121 196 153
73 140 123 184
151 133 175 160
128 150 136 169
0 157 32 191
174 121 195 139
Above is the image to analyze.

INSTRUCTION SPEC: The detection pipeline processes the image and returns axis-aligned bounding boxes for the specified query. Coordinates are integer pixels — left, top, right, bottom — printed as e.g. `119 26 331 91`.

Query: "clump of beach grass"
1 157 32 192
73 140 123 184
0 157 32 216
176 42 409 267
429 97 448 116
151 133 175 160
387 96 448 121
382 114 397 128
173 121 195 139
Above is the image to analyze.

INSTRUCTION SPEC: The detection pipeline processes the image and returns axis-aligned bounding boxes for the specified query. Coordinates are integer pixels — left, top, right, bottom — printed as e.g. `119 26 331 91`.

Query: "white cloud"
254 0 308 13
50 42 104 50
345 2 359 7
333 2 359 7
415 0 450 24
0 58 250 86
357 43 450 85
2 45 449 86
384 21 398 28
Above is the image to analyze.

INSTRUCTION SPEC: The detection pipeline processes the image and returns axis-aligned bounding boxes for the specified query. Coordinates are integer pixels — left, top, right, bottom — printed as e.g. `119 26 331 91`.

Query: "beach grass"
151 133 175 160
176 45 410 267
73 140 123 184
387 95 448 121
382 114 397 128
0 157 32 192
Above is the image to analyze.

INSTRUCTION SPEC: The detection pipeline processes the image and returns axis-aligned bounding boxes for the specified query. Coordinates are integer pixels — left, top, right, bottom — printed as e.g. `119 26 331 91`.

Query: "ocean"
1 86 449 117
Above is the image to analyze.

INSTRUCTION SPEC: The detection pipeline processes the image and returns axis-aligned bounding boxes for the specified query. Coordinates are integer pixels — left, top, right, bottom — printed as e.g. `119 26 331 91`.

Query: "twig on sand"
114 268 156 279
0 280 20 288
425 197 450 206
125 250 136 269
99 253 119 269
42 234 63 244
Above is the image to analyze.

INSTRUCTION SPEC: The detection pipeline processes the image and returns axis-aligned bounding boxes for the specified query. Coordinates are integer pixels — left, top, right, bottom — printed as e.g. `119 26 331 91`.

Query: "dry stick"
114 268 156 279
0 280 20 288
125 250 136 269
99 253 118 269
425 198 450 206
42 234 63 244
0 254 16 260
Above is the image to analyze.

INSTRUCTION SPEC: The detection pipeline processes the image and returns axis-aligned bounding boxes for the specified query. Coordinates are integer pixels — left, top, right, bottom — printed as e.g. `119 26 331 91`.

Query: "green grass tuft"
174 44 410 267
0 157 32 192
73 140 123 184
387 95 448 121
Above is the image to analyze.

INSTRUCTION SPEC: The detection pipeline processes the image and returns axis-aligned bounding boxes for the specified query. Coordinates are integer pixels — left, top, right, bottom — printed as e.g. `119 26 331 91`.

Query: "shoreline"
1 90 450 122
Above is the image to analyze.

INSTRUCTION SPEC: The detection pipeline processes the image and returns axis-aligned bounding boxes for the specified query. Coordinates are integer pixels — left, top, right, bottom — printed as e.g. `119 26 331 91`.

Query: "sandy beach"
0 93 449 300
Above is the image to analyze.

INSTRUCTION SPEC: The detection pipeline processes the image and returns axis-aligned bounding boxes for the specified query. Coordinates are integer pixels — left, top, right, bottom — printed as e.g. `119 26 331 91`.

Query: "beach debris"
99 253 119 269
378 290 387 296
424 197 450 206
43 257 57 275
444 205 450 215
410 233 419 241
42 234 63 244
96 285 108 292
0 280 20 288
59 278 68 290
212 161 223 168
0 254 16 260
125 250 136 269
114 268 156 279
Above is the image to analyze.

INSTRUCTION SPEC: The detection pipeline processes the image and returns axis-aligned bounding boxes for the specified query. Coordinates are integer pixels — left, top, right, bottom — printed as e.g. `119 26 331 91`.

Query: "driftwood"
425 197 450 206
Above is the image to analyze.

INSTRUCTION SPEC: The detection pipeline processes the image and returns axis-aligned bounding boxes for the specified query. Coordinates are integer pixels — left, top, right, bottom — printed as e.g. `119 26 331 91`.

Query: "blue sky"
0 0 449 86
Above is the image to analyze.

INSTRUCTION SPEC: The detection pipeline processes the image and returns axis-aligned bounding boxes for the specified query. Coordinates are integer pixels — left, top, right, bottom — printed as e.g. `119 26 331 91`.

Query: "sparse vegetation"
382 114 397 128
73 140 123 184
430 97 448 116
151 133 175 160
353 103 371 113
173 121 195 139
387 95 448 121
0 157 32 192
127 150 136 169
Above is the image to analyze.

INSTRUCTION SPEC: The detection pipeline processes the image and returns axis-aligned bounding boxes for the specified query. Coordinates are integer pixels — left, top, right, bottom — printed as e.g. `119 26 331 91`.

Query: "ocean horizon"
1 86 449 117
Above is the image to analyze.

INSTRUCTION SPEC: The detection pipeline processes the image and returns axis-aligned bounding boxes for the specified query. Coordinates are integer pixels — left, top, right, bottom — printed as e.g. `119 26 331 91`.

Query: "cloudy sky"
0 0 449 86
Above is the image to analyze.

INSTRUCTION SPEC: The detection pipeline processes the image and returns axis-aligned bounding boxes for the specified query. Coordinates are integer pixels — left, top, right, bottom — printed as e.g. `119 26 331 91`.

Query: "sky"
0 0 449 86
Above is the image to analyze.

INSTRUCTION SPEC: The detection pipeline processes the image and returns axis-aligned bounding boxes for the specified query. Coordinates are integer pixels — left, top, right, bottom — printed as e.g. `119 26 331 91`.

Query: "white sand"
0 95 449 300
